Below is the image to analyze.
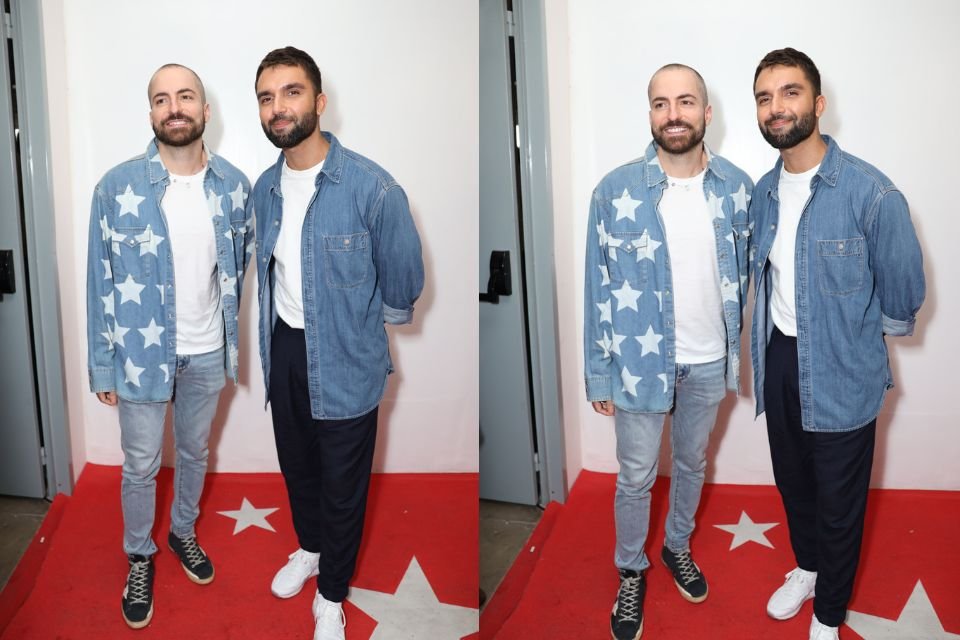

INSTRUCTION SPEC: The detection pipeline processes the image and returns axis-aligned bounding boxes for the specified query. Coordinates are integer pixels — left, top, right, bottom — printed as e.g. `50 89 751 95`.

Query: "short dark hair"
648 63 709 105
754 48 821 97
255 46 323 95
148 63 206 104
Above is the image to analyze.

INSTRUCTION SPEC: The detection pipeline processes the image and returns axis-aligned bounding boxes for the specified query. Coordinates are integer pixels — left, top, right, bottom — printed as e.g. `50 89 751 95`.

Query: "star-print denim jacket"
86 139 253 402
584 142 753 413
254 132 424 420
750 136 924 431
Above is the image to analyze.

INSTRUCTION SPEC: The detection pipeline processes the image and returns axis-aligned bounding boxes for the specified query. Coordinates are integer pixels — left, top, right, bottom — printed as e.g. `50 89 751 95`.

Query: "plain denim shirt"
86 139 254 402
584 142 754 413
750 135 925 431
254 132 424 420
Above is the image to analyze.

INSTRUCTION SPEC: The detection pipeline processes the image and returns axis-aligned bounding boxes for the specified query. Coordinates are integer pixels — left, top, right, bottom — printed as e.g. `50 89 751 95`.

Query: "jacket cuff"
882 313 915 337
585 375 611 401
383 303 413 325
89 366 115 393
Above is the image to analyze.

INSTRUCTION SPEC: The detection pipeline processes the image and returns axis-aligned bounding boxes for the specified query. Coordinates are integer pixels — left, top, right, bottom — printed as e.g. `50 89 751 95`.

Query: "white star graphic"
657 373 668 393
123 357 145 387
730 182 749 213
229 182 246 211
224 228 234 242
112 324 130 349
720 275 740 304
207 190 224 217
115 185 145 218
647 154 661 169
101 293 115 318
156 284 164 305
606 233 623 261
99 216 112 242
636 230 662 263
139 318 165 348
136 225 165 257
714 511 778 550
228 344 239 370
726 231 736 247
595 332 611 359
217 497 279 535
612 280 642 312
101 259 112 280
707 191 726 220
150 152 162 163
596 299 612 325
598 265 610 287
159 363 170 383
846 581 960 639
596 219 609 247
349 557 478 640
635 326 664 357
612 188 642 222
609 331 627 356
654 290 664 312
620 366 642 397
219 273 237 299
99 325 114 349
116 274 146 305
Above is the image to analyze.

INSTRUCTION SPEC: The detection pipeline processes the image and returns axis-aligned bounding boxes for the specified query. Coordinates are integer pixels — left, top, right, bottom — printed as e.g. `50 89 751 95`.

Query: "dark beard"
262 109 318 149
152 114 204 147
760 110 817 149
651 119 706 155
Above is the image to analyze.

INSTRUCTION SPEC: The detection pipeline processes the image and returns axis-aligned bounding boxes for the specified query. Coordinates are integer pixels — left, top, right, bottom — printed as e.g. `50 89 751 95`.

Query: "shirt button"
274 220 280 226
838 243 845 250
771 224 776 230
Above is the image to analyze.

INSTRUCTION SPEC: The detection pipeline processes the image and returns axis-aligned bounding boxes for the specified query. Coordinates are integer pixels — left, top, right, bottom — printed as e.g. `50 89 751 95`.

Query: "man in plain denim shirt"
749 49 924 640
252 47 423 640
86 64 253 629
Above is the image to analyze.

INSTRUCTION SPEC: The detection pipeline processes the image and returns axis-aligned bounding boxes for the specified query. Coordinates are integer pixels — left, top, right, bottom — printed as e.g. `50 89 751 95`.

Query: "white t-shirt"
162 168 223 354
274 158 324 329
658 170 725 363
769 163 819 337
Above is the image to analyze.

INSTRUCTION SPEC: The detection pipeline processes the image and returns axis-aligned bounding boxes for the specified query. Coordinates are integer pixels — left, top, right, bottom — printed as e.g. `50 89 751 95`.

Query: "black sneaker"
121 554 154 629
661 546 708 603
168 531 215 584
610 569 645 640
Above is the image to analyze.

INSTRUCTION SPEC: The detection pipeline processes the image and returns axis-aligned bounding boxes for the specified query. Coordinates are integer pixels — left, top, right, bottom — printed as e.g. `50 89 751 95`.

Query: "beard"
651 118 706 155
262 109 318 149
152 113 204 147
759 109 817 149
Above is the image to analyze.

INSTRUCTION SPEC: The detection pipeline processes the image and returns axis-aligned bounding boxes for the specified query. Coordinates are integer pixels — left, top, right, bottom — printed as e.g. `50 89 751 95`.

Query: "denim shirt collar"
145 138 225 185
268 131 345 195
765 134 842 201
643 141 726 188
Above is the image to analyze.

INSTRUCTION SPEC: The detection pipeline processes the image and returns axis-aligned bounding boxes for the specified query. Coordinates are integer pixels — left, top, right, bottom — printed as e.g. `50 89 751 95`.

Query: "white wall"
546 0 960 489
42 0 478 475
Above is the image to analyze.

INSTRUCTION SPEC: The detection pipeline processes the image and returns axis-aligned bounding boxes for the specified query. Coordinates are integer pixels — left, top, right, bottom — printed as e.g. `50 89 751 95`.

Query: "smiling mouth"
165 119 190 127
664 126 688 134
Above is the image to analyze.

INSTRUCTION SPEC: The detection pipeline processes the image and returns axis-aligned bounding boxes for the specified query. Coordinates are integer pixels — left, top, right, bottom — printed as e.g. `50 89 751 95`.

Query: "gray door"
479 0 539 506
0 11 46 499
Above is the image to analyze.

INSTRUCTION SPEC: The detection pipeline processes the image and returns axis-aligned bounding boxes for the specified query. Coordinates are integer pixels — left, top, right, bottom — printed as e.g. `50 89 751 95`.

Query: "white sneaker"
312 591 346 640
270 548 320 598
809 614 839 640
767 567 817 620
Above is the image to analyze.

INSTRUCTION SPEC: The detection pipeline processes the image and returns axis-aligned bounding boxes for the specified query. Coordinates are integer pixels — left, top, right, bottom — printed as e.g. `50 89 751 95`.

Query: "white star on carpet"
116 185 145 218
635 326 664 357
846 581 960 639
620 366 642 397
207 190 224 216
139 318 165 348
612 280 642 312
348 557 478 640
123 357 145 388
730 182 749 213
636 230 662 262
229 182 246 211
612 188 642 222
714 511 778 550
217 497 279 534
136 225 164 257
596 299 612 325
116 274 146 305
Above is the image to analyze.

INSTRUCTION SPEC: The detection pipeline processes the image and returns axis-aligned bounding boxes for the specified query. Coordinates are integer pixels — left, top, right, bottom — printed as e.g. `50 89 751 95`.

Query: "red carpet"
487 471 960 639
0 464 478 639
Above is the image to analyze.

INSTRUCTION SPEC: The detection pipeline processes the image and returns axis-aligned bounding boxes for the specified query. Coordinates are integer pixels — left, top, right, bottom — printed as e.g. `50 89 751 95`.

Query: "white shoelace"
178 536 207 567
615 574 642 622
671 550 700 585
126 560 151 605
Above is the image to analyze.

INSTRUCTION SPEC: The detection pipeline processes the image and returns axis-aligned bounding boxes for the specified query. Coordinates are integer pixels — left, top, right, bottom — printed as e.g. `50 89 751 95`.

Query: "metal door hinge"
533 452 541 472
3 12 12 39
506 10 515 37
40 446 47 466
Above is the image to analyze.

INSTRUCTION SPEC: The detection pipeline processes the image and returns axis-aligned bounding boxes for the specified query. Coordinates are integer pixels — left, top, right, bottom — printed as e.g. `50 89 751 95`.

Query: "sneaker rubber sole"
271 567 319 598
122 603 154 630
673 579 708 604
767 592 813 620
168 541 215 585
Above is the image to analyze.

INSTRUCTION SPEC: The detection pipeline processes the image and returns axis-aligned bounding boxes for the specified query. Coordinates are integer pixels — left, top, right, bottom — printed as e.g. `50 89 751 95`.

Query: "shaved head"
148 63 206 105
648 63 708 106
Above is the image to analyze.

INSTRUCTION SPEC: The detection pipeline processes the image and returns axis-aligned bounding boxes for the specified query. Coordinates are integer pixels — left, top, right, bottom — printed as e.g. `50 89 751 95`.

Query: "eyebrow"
650 93 699 103
151 88 197 101
256 82 307 100
754 82 805 99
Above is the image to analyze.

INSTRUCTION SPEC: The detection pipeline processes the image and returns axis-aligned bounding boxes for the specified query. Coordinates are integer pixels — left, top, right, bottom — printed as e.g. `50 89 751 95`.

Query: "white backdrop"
41 0 478 476
546 0 959 489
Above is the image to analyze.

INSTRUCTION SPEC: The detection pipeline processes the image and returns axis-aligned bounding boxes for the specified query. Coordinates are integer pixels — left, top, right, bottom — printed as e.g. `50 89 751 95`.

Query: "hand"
592 400 615 416
96 391 118 406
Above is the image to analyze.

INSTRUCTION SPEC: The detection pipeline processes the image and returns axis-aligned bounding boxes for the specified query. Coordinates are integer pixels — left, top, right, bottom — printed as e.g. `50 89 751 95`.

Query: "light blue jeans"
614 357 726 572
118 347 225 557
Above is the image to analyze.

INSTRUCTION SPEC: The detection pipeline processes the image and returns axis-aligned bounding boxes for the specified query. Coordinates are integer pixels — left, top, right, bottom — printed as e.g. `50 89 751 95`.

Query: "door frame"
511 1 566 505
7 1 73 497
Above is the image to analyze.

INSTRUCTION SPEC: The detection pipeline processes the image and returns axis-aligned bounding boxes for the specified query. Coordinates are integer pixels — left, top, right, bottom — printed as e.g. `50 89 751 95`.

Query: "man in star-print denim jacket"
584 64 753 640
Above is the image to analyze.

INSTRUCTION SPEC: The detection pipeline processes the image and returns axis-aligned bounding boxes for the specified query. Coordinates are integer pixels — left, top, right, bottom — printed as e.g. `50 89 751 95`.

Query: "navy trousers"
764 326 876 627
269 317 378 603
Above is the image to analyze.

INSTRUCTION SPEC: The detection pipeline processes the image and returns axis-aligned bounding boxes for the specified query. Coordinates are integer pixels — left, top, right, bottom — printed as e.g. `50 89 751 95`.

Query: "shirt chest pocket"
323 232 371 288
111 227 154 279
608 231 650 284
817 237 864 295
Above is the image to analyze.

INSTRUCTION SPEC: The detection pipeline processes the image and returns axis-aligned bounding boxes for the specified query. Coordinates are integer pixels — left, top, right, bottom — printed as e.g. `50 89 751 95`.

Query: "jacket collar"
643 140 725 188
268 131 344 194
146 138 223 184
